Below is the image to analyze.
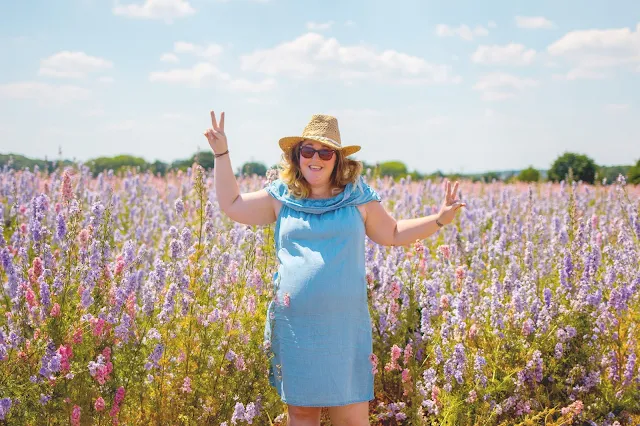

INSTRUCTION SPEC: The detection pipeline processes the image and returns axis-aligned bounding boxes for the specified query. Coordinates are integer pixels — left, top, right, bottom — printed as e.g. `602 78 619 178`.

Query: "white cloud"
113 0 195 23
38 51 113 79
174 41 223 60
306 21 334 31
487 21 497 29
547 23 640 79
0 82 91 105
471 43 536 65
161 53 179 63
473 72 538 101
345 20 356 27
435 24 489 41
149 62 276 92
98 76 114 83
515 16 555 29
240 32 460 85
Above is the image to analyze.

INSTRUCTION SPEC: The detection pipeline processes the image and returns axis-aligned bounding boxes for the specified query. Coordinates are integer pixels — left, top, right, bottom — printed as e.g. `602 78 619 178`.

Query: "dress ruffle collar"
265 175 381 214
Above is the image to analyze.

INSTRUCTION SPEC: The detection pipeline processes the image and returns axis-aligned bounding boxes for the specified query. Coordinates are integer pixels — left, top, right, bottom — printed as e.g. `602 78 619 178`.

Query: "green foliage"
548 152 597 184
518 166 540 183
627 159 640 184
378 161 408 178
597 165 630 184
86 155 149 176
0 153 73 173
240 162 268 176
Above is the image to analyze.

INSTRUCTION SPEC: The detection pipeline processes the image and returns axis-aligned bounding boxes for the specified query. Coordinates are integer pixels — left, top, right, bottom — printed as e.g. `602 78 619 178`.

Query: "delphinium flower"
145 343 164 370
71 405 81 426
474 353 487 388
39 340 62 379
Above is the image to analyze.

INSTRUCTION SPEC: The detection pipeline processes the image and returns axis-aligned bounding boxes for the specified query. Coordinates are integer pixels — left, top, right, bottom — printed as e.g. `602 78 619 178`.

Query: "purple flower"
39 278 51 308
169 239 183 260
623 350 636 387
145 343 164 371
474 354 487 387
174 198 184 215
56 213 66 240
244 402 259 424
0 398 12 421
114 313 132 343
181 227 192 248
555 343 563 359
231 402 245 425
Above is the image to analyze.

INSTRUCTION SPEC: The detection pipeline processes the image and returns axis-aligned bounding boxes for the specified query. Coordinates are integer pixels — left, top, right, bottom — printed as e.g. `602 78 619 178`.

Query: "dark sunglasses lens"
318 150 334 160
300 146 315 158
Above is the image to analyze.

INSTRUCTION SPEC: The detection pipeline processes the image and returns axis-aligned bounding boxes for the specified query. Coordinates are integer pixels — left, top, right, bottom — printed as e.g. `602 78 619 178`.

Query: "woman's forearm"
213 151 240 213
394 214 442 246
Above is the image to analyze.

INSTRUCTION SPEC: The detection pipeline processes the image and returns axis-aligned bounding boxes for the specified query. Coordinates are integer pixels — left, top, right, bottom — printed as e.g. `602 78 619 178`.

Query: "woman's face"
297 140 337 186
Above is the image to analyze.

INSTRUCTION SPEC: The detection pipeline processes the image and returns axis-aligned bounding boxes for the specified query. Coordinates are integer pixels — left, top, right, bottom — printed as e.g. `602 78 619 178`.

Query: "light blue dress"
263 175 381 407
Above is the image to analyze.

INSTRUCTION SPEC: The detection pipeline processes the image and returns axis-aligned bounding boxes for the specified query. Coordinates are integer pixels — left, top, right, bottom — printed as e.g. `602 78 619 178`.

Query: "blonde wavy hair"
279 141 363 199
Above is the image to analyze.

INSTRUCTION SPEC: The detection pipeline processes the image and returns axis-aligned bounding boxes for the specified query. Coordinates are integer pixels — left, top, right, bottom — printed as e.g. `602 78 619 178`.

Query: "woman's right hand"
204 110 228 154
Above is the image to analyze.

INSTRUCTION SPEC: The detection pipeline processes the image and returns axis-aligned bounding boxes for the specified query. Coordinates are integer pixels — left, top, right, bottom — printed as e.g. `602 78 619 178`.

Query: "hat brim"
278 136 361 157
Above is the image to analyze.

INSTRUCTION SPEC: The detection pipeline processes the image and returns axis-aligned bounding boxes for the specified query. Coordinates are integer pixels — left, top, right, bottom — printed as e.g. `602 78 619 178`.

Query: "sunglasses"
299 145 336 161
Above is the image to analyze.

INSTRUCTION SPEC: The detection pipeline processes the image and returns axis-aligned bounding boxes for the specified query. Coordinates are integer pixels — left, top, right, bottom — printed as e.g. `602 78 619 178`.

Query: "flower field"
1 164 639 425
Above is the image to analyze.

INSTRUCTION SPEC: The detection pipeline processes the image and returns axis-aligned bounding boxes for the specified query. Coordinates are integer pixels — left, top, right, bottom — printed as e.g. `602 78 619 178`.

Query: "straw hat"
279 114 361 157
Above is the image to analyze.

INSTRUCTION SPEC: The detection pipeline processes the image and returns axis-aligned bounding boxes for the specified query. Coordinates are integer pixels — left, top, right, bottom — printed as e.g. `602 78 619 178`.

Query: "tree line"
1 151 638 185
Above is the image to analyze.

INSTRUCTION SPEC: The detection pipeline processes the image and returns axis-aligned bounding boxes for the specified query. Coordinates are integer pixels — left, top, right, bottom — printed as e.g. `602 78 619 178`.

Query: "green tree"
240 162 267 176
378 161 408 178
548 152 597 184
518 166 540 183
87 155 148 176
628 159 640 185
597 165 630 184
193 151 215 170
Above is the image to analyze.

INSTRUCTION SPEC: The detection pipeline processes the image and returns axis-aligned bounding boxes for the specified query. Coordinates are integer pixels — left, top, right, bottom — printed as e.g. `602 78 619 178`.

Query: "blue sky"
1 0 638 174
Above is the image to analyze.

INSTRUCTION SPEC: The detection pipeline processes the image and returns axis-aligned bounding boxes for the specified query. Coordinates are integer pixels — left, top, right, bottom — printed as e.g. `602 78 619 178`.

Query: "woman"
204 111 465 426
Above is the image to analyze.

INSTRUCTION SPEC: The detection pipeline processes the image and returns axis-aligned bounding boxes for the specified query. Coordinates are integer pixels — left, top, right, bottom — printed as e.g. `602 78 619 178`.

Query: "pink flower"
71 405 81 426
403 344 413 366
72 327 83 344
61 170 74 202
468 323 478 339
438 244 451 260
385 345 403 372
78 229 90 247
561 400 584 416
181 377 192 393
369 353 378 375
114 387 125 405
19 223 28 234
455 266 465 282
32 257 44 278
283 293 290 307
25 287 37 308
440 295 450 310
50 303 61 317
401 369 410 383
92 318 106 337
95 397 106 412
389 281 401 299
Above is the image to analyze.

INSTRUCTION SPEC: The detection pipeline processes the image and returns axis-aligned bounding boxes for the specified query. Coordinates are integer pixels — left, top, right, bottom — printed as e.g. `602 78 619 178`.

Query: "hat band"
304 135 341 148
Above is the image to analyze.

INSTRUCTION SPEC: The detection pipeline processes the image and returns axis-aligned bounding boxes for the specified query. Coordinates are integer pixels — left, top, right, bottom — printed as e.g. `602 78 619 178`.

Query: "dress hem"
280 396 374 408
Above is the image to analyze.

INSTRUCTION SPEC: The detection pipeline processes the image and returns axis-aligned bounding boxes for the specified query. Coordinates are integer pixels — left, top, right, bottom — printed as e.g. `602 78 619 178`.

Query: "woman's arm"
364 180 465 247
205 110 277 226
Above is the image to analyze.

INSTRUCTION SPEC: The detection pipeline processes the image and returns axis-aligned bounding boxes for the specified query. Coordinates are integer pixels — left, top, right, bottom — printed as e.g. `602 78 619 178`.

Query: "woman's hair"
279 141 363 199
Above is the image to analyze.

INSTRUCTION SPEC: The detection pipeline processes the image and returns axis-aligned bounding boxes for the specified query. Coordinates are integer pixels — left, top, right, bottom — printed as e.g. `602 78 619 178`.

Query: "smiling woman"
204 110 465 426
277 115 363 200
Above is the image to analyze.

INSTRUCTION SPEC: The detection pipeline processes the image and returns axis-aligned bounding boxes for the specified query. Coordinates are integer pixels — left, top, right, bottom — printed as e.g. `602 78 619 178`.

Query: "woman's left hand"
437 179 466 226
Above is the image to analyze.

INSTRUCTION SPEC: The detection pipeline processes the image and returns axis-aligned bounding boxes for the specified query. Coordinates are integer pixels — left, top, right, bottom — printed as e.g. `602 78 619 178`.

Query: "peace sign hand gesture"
437 179 466 226
203 110 228 154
